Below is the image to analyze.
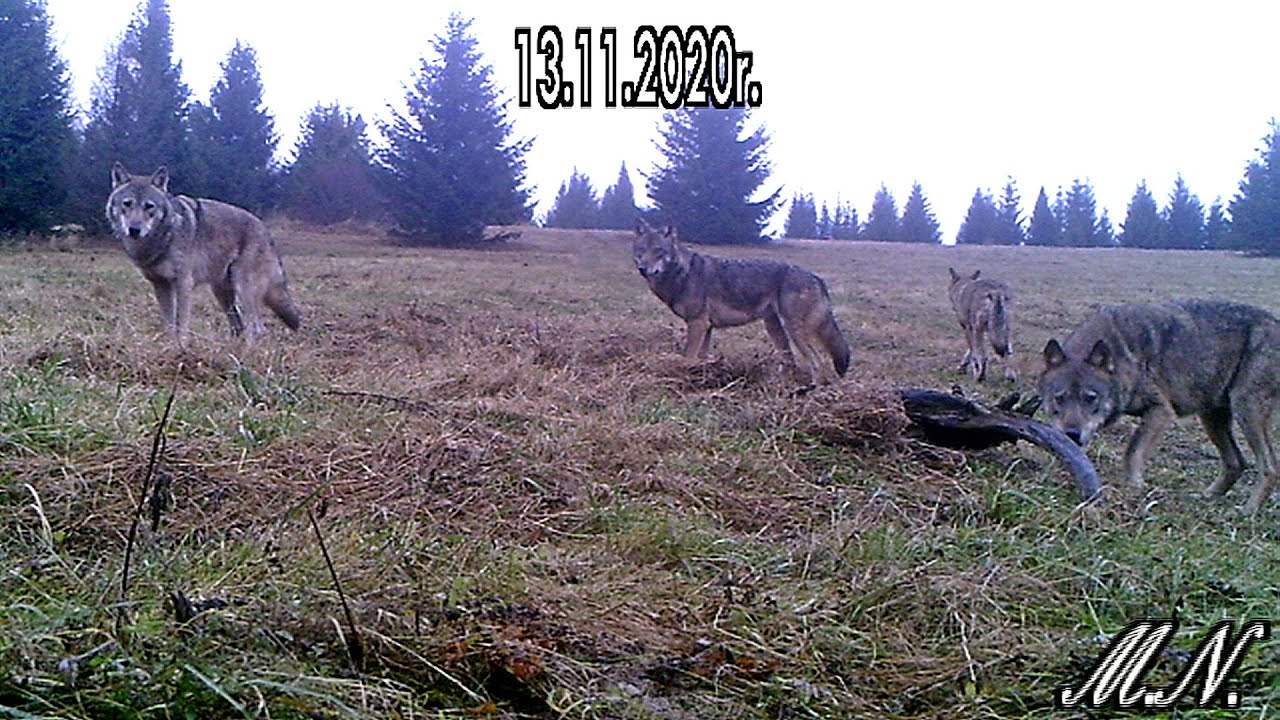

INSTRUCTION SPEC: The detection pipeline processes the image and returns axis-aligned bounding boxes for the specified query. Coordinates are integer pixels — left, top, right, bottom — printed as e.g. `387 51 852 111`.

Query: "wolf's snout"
1065 429 1084 446
127 226 142 239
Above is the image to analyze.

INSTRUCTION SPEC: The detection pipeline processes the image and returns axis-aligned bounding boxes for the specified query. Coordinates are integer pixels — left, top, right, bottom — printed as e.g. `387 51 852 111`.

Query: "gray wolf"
1039 298 1280 513
106 163 301 344
632 220 850 384
948 268 1015 382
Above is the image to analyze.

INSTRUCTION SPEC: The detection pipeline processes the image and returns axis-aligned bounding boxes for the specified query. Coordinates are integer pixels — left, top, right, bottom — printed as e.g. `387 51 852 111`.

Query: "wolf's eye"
143 202 156 213
1081 391 1098 407
1051 393 1068 412
121 199 133 209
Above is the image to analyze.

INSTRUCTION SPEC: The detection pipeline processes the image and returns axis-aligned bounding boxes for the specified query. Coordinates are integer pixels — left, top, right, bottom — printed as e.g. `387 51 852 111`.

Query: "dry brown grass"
2 226 1279 718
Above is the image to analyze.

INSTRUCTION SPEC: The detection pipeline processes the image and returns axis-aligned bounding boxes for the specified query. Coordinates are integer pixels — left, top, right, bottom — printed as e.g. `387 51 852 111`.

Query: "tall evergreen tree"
73 0 190 225
1096 209 1116 247
378 13 531 245
862 185 899 242
1228 121 1280 254
994 178 1024 245
1062 179 1104 247
956 188 998 245
1118 181 1161 248
831 200 859 240
544 169 598 229
1204 199 1230 251
0 0 75 233
1160 174 1205 250
188 41 277 212
784 192 817 239
647 108 779 244
1026 187 1061 246
597 161 637 230
818 202 832 240
899 182 941 243
282 103 381 224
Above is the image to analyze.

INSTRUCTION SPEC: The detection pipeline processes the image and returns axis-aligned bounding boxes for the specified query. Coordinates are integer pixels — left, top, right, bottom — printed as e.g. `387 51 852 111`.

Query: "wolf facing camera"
1039 298 1280 514
106 163 301 345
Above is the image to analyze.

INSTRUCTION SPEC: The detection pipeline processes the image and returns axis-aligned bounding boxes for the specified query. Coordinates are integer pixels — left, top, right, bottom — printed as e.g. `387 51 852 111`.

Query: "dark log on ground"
900 388 1102 503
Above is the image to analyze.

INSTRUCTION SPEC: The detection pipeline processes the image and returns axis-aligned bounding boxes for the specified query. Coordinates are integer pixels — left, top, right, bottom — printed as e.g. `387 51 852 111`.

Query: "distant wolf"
1039 299 1280 513
632 220 851 384
106 163 301 344
948 268 1015 382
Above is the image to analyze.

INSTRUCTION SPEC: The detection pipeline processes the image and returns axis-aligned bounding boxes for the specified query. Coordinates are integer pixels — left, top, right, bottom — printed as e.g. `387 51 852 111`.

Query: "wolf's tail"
265 282 302 330
990 292 1011 356
819 312 851 377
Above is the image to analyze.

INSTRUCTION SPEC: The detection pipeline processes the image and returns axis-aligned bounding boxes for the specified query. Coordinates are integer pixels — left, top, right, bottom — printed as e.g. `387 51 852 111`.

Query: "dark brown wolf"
106 163 301 345
632 221 850 384
1040 299 1280 514
948 268 1015 382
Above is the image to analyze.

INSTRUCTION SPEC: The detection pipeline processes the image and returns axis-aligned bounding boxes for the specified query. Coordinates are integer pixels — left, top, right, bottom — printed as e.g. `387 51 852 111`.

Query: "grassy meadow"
1 225 1279 718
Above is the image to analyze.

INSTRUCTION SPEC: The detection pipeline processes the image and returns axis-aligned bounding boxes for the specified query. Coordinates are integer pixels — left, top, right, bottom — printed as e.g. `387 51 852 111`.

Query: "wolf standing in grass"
632 220 850 384
106 163 301 345
948 268 1015 382
1040 299 1280 514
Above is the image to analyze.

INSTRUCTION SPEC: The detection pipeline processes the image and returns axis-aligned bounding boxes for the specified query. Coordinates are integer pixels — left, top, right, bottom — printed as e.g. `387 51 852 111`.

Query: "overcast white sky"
44 0 1280 239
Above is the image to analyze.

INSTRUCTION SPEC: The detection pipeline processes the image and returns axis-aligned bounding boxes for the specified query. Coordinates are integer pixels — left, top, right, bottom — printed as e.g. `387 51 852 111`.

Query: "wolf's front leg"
683 317 712 360
1123 404 1175 487
150 279 178 335
172 275 196 343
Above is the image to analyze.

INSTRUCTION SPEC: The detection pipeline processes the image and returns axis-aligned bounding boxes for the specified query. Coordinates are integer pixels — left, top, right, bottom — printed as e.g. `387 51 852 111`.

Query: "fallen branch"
900 389 1102 503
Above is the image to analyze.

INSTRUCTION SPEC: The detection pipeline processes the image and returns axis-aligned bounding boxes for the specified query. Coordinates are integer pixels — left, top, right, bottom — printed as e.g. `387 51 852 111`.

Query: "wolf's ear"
150 166 169 193
111 162 130 188
1043 339 1068 369
1085 339 1114 373
948 267 960 282
663 224 677 241
635 218 650 236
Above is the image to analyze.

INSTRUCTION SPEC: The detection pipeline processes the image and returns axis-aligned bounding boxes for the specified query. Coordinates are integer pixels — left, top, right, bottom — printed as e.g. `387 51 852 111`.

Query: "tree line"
5 0 1280 252
2 0 530 245
781 164 1273 252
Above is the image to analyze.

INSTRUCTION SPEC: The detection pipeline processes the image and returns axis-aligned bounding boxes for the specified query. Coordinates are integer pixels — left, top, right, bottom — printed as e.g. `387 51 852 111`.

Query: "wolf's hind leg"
763 310 797 364
1235 399 1278 514
1200 407 1246 498
211 281 244 337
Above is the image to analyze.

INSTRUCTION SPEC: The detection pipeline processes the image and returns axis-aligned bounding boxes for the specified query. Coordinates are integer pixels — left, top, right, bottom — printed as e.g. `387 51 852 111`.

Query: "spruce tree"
1228 121 1280 254
0 0 75 233
1160 174 1204 250
956 188 998 245
1096 209 1116 247
862 185 899 242
1204 199 1230 251
544 169 599 229
597 162 637 230
1062 179 1102 247
1118 181 1161 248
831 201 859 241
74 0 190 225
994 178 1024 245
188 41 277 212
818 202 832 240
784 193 817 239
282 103 381 224
378 13 531 245
647 108 780 244
1026 187 1061 246
899 182 941 244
